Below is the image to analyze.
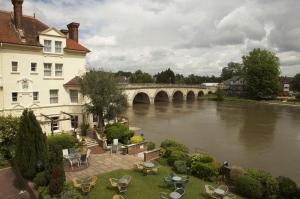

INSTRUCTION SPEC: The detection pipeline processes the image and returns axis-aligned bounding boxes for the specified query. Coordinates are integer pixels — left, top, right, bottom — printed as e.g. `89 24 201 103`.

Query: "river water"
124 100 300 184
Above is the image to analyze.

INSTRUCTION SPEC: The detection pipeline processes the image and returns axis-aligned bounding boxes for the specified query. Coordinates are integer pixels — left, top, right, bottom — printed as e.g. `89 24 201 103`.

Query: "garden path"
65 152 142 181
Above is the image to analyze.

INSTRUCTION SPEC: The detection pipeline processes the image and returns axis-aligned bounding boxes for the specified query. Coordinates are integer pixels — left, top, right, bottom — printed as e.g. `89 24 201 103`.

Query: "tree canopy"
155 68 176 84
80 70 127 128
243 48 280 99
129 70 153 83
291 74 300 92
221 62 243 80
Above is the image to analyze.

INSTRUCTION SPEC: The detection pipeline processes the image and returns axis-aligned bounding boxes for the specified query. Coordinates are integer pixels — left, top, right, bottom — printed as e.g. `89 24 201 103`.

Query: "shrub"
276 176 299 199
130 135 144 143
168 150 188 166
104 123 134 144
47 134 77 150
147 142 156 151
230 166 246 183
235 175 264 199
33 171 49 187
215 88 225 101
48 165 65 196
38 184 83 199
160 139 189 154
174 160 188 174
247 169 279 199
190 153 219 180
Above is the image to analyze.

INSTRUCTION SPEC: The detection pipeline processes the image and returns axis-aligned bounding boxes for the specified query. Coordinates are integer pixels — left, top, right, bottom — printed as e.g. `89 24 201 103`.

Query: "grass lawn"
87 165 244 199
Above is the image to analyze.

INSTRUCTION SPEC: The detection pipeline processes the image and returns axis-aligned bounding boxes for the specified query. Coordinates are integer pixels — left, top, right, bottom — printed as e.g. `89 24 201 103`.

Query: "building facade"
0 0 90 134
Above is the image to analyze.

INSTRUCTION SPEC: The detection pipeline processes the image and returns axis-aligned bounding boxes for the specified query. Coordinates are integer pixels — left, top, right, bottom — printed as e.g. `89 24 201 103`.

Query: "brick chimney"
60 29 69 36
11 0 24 29
67 22 80 42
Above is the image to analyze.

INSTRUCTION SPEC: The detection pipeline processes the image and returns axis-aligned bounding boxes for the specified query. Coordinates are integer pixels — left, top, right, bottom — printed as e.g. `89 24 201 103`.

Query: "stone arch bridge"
121 84 216 106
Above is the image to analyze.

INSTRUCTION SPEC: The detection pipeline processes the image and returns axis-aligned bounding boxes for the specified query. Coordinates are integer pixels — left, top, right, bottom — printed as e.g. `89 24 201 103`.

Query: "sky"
1 0 300 76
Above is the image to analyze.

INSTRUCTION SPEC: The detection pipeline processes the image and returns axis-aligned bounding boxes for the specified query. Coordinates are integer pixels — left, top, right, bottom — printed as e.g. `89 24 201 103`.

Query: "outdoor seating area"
109 175 132 193
160 172 190 199
63 148 91 170
205 184 235 199
72 176 97 194
135 161 159 175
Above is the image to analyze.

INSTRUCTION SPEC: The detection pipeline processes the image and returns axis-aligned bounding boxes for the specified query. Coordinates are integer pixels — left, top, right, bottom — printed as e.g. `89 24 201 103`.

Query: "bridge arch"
133 92 150 104
187 90 196 101
154 90 169 103
198 90 204 98
172 90 184 102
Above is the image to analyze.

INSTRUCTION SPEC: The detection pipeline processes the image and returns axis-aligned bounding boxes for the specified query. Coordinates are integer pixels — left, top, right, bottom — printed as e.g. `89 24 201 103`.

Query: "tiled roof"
0 10 90 52
64 76 81 87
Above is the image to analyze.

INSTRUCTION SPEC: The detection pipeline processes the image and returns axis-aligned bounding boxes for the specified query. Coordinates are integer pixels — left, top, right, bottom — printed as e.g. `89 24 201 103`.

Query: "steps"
83 137 99 148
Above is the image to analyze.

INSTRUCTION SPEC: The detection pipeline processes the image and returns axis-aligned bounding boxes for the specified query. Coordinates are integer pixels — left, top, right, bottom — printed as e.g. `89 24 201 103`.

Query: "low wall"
144 148 161 162
126 142 148 155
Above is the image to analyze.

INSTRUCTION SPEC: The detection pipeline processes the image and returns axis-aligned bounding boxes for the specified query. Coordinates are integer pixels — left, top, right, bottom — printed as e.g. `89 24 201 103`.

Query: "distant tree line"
115 68 222 85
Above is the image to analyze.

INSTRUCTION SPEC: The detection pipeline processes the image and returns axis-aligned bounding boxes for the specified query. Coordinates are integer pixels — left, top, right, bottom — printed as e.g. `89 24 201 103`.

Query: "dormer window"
44 40 52 52
55 41 62 53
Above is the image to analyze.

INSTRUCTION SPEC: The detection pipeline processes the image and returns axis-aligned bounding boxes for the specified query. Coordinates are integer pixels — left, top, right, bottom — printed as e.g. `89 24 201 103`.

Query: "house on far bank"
0 0 91 134
220 76 246 96
280 76 293 96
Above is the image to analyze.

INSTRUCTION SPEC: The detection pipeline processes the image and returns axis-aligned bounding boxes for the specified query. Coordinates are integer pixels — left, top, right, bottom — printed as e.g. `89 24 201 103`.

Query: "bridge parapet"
120 83 207 90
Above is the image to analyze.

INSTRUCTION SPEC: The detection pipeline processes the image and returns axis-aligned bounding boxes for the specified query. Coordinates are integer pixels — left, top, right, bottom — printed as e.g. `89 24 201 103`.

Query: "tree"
243 48 280 99
80 70 127 129
15 109 48 179
129 70 153 83
0 116 19 159
175 74 185 84
155 68 176 84
291 73 300 92
221 62 243 80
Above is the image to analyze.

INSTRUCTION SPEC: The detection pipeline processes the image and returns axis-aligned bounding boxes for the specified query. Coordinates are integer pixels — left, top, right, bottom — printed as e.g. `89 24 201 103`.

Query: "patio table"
214 188 225 197
67 153 81 169
169 191 181 199
172 176 182 182
118 178 129 186
143 162 155 168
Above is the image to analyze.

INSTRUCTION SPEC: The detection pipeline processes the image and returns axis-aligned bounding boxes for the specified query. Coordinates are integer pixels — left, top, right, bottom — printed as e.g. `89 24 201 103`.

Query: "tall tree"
155 68 176 84
80 70 127 129
221 62 243 80
175 74 185 84
129 70 153 83
16 109 48 179
291 74 300 92
243 48 280 99
0 116 19 159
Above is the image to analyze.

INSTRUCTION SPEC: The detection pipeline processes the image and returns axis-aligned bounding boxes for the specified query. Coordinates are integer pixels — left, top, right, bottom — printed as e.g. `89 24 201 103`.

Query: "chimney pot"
11 0 24 29
67 22 80 42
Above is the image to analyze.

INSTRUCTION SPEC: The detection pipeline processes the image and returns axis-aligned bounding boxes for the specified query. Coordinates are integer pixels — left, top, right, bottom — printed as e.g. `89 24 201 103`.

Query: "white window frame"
44 40 52 52
55 41 62 53
44 63 52 76
12 92 18 102
50 89 58 104
31 63 37 72
12 61 18 72
70 90 79 103
55 64 63 76
33 92 39 101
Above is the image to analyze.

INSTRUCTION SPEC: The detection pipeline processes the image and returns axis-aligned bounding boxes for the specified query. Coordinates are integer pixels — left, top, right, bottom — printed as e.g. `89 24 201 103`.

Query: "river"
124 100 300 184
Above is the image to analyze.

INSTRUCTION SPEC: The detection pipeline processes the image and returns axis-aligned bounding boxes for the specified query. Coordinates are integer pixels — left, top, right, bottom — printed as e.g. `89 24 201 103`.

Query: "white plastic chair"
62 149 69 159
112 139 119 153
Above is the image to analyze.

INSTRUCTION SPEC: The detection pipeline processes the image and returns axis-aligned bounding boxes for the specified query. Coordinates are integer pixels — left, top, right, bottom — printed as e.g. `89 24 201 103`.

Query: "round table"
172 176 182 182
169 192 181 199
143 162 155 168
118 178 129 186
214 188 225 195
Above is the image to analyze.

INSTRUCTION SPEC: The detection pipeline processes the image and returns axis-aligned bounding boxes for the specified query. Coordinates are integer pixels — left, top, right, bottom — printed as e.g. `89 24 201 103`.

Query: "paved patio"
65 152 142 181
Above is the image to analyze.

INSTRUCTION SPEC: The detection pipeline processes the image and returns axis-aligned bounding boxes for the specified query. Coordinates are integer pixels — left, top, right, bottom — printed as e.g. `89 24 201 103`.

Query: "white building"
0 0 90 134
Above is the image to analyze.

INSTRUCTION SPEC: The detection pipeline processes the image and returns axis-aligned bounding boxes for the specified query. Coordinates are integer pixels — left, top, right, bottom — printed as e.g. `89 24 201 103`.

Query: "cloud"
1 0 300 76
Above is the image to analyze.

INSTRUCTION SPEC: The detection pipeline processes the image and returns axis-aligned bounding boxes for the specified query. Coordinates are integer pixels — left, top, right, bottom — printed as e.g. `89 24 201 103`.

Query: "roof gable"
40 27 66 38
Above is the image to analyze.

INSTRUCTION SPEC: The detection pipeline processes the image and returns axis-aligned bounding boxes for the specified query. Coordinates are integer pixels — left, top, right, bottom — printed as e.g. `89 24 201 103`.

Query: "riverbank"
200 95 300 107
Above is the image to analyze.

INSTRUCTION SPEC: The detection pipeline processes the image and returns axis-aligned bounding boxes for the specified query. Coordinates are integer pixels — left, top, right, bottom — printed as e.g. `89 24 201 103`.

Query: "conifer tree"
16 109 48 179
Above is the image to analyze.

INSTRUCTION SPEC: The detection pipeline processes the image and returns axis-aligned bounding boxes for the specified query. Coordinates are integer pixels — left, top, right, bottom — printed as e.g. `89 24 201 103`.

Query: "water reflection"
124 100 300 184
